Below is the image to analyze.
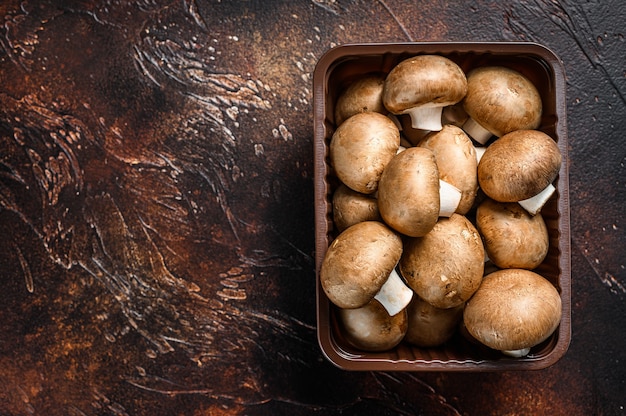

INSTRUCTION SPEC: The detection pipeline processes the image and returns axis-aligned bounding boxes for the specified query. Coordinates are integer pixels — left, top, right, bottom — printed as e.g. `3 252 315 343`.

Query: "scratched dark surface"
0 1 624 415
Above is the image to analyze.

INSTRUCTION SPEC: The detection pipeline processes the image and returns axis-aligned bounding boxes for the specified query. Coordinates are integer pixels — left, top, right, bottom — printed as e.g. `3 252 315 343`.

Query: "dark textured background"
1 1 624 415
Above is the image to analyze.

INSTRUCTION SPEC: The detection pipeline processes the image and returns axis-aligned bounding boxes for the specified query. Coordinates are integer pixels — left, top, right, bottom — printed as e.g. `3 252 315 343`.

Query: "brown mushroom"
383 55 467 132
377 147 461 237
476 199 549 270
338 299 408 352
462 66 543 144
334 74 386 126
405 296 464 348
477 129 561 214
320 221 403 310
463 268 562 357
418 125 478 214
330 112 400 194
332 184 381 232
399 213 485 309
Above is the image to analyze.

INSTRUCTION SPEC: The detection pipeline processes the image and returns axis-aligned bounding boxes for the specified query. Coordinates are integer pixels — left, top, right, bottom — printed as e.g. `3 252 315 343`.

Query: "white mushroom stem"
474 146 487 164
438 179 462 217
374 267 414 316
463 117 493 145
518 183 556 215
403 104 444 132
502 348 531 358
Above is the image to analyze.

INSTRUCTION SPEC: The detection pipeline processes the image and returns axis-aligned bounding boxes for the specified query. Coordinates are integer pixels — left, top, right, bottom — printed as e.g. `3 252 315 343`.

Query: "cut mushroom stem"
374 267 414 316
502 348 531 358
439 179 462 217
404 104 444 132
463 117 493 145
518 183 556 215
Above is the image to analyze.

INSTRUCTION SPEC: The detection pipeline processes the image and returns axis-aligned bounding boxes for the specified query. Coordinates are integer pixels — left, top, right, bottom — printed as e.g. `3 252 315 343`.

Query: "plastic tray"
313 42 571 371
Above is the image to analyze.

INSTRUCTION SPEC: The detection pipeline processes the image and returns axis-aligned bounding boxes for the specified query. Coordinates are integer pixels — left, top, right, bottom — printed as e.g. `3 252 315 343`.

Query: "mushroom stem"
474 146 487 164
438 179 462 217
463 117 493 144
502 348 531 358
374 267 414 316
404 105 444 132
518 183 556 215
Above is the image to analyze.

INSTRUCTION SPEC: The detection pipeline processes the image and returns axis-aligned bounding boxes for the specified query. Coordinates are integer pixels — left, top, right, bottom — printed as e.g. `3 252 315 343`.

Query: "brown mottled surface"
1 1 624 415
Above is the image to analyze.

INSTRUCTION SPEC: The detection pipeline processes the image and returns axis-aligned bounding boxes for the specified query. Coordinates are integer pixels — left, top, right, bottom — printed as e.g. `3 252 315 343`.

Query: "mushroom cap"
320 221 403 309
377 147 440 237
477 129 562 202
418 125 478 214
383 55 467 114
330 112 400 194
463 269 562 352
463 66 542 137
334 74 386 126
476 199 549 269
405 296 464 348
399 214 485 309
332 183 381 232
338 299 408 352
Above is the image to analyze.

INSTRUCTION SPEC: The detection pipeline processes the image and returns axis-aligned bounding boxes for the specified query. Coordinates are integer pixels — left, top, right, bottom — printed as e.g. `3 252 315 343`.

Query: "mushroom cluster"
321 54 563 356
